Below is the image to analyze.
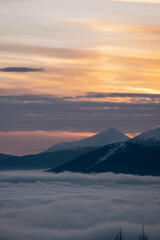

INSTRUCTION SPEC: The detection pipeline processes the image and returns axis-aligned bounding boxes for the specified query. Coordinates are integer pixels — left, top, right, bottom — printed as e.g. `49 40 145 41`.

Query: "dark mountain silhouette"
0 147 96 170
0 153 12 162
49 142 160 176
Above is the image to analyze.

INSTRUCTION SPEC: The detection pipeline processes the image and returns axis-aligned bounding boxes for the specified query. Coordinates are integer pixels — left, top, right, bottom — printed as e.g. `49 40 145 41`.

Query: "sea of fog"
0 171 160 240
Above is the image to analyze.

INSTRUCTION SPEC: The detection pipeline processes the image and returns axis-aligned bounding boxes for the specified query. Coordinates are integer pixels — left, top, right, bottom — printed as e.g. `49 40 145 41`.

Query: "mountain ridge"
49 142 160 176
129 127 160 147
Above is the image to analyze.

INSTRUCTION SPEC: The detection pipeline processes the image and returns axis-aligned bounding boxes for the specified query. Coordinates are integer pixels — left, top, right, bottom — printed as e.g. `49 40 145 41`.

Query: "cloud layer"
0 171 160 240
0 94 159 133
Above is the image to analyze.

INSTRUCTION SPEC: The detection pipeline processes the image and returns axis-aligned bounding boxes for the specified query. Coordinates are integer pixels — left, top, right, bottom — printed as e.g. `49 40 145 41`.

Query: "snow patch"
88 143 126 169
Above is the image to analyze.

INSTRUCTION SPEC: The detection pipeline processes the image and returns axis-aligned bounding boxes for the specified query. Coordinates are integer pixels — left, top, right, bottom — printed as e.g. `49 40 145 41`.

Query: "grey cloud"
0 171 160 240
76 92 160 100
0 94 160 133
0 67 44 72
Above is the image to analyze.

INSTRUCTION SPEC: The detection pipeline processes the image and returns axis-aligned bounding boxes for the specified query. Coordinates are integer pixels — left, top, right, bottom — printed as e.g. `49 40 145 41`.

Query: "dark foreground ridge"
0 147 97 170
49 142 160 176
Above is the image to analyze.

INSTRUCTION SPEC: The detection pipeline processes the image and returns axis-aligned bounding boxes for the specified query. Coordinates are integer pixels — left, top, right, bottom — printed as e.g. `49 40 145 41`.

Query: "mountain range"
0 127 160 175
49 127 160 175
0 128 128 170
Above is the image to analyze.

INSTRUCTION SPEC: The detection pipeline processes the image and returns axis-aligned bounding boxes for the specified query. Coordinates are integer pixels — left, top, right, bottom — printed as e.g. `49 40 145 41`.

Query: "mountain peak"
130 127 160 147
45 128 129 152
98 128 123 135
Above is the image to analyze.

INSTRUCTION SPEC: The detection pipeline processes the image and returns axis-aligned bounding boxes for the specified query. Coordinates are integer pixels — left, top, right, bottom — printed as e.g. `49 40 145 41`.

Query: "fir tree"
114 228 124 240
138 224 149 240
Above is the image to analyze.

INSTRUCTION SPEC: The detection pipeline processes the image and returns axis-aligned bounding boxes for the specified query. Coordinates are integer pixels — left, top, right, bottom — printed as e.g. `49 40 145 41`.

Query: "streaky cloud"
76 92 160 99
0 94 159 133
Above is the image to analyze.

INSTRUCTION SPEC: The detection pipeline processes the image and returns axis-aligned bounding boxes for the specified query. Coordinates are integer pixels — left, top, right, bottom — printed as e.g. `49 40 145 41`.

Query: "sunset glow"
0 0 160 154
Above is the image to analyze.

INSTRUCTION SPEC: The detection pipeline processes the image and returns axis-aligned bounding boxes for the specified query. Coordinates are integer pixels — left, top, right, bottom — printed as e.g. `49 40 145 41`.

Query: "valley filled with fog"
0 171 160 240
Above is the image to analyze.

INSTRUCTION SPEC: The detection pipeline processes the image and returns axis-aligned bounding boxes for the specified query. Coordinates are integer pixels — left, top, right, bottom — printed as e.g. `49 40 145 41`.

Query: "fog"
0 171 160 240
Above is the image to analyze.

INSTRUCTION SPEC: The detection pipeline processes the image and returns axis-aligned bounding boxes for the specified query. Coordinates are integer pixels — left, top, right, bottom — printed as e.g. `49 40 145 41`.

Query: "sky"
0 171 160 240
0 0 160 155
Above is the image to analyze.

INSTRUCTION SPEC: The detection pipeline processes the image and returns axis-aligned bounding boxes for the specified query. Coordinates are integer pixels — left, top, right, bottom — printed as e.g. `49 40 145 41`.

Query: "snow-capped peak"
45 128 130 152
130 127 160 147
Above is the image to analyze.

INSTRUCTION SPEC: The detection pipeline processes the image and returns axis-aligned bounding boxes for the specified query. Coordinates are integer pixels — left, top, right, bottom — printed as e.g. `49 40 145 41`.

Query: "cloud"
0 94 159 133
76 92 160 100
0 171 160 240
0 67 44 73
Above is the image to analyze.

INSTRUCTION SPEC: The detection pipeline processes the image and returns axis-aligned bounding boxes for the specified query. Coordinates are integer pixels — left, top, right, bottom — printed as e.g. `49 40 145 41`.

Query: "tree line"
114 225 149 240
